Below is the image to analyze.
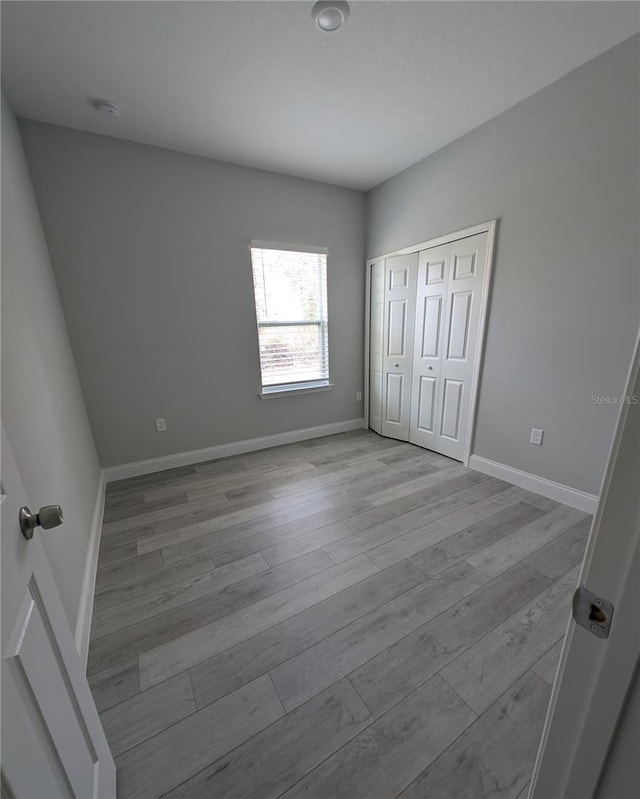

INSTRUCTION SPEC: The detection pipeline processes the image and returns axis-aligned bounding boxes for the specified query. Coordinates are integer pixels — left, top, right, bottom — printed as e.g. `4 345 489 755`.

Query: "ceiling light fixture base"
311 1 350 32
92 99 120 118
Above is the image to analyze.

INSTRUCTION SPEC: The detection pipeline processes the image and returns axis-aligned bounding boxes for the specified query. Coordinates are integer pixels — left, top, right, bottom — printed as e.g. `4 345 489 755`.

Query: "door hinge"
572 586 614 639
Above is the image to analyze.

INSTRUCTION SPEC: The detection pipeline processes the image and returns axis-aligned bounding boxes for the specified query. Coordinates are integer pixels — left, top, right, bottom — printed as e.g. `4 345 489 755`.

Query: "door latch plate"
572 585 614 639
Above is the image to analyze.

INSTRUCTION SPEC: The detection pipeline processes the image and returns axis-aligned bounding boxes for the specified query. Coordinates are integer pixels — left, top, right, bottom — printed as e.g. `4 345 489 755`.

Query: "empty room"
1 2 639 798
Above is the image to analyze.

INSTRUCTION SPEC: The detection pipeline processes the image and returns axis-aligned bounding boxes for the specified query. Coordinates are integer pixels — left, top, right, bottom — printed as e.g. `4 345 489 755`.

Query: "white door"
369 260 385 434
381 252 418 440
408 242 449 453
529 333 640 799
1 427 115 798
410 232 488 460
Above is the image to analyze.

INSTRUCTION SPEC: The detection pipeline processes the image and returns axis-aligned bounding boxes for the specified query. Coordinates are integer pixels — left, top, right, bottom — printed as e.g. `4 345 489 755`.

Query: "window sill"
258 381 334 400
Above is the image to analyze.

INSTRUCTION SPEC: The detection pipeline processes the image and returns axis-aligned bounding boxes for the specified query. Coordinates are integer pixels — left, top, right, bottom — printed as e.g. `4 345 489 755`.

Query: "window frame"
249 241 333 399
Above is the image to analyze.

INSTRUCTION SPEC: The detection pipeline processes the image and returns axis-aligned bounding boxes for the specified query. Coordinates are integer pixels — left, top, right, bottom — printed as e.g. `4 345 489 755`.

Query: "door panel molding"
441 379 464 440
447 290 472 361
416 376 437 433
420 295 442 359
387 300 408 356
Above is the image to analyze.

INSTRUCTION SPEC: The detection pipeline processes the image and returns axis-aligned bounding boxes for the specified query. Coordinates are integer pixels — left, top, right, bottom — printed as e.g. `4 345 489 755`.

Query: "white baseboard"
469 455 599 514
74 470 106 668
104 418 367 483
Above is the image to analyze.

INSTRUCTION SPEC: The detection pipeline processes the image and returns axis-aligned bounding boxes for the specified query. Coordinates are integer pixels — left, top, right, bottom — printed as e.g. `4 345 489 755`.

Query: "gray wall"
367 35 639 496
1 93 102 631
19 124 366 467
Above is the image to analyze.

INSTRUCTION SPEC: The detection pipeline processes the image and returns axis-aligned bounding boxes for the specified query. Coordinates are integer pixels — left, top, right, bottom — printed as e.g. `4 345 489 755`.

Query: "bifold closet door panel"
369 260 385 434
435 232 489 460
381 253 418 441
409 243 450 451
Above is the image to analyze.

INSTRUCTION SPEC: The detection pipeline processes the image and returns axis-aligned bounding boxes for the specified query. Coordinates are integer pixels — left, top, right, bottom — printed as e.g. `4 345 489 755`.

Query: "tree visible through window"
250 244 329 389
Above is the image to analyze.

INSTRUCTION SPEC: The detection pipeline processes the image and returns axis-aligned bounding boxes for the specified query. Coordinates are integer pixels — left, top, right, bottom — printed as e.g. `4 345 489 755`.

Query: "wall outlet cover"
155 418 167 432
530 427 544 446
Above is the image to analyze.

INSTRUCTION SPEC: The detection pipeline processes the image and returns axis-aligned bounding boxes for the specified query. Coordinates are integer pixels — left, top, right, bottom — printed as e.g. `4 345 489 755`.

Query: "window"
250 242 331 397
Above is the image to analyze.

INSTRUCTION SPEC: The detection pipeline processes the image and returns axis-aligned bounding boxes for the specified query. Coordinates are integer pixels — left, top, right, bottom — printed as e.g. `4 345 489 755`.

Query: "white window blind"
250 245 329 388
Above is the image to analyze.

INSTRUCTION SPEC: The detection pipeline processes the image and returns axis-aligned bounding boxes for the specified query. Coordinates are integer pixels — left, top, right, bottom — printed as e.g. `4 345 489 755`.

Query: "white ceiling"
2 1 638 190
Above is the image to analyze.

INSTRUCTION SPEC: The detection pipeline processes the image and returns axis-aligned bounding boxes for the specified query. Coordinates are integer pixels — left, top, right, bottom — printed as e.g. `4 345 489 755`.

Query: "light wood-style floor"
88 430 591 799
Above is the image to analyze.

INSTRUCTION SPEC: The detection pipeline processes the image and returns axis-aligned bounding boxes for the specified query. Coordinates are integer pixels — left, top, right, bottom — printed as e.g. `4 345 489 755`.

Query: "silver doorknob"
393 363 400 368
427 366 433 370
19 505 63 540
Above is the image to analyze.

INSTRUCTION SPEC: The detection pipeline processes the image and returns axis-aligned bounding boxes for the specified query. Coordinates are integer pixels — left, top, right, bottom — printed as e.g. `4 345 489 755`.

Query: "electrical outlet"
356 391 362 402
530 428 544 446
155 418 167 432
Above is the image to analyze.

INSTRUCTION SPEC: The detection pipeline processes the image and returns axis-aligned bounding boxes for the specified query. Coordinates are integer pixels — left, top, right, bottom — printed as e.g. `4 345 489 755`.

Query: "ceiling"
2 1 639 190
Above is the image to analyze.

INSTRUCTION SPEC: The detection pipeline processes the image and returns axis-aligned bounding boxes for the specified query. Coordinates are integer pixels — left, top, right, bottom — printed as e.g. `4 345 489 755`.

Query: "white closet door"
381 253 417 440
409 243 450 452
369 260 384 434
410 232 488 460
